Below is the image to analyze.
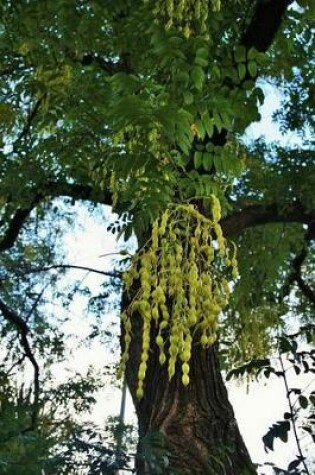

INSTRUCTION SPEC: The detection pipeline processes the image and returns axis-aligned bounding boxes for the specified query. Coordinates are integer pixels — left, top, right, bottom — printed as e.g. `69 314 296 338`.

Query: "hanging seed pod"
150 0 221 37
120 200 238 398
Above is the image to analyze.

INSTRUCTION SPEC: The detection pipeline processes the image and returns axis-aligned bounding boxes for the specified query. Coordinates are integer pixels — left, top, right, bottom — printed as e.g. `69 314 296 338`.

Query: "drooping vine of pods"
119 196 238 398
150 0 221 37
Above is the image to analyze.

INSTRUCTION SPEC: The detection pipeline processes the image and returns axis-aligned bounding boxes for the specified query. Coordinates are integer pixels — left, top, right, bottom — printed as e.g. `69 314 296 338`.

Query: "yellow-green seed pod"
152 306 159 321
159 352 166 365
124 334 131 344
182 373 190 386
200 333 208 347
169 344 178 357
159 320 168 330
211 194 221 222
168 360 176 379
182 362 189 374
208 334 217 346
156 335 164 346
121 200 238 397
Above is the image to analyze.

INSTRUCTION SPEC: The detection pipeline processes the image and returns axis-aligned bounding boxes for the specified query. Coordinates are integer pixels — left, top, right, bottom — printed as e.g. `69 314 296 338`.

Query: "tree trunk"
123 296 256 475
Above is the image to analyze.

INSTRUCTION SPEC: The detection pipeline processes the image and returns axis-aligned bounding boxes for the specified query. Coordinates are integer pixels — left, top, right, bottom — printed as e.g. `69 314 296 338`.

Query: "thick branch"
221 203 315 238
282 225 315 305
45 181 112 205
1 178 314 254
80 52 132 74
194 0 292 154
0 207 34 252
0 181 112 253
241 0 293 52
0 297 40 429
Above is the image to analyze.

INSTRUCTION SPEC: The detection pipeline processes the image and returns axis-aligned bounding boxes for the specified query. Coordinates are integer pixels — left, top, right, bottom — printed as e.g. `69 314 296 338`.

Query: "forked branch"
0 297 40 429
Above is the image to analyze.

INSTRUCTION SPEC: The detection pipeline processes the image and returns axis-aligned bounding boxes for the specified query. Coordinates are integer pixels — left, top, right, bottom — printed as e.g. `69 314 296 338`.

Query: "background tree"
0 0 314 474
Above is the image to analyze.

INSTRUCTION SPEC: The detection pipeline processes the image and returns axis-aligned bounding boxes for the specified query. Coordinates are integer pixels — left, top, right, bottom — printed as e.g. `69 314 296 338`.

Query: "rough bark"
123 293 256 475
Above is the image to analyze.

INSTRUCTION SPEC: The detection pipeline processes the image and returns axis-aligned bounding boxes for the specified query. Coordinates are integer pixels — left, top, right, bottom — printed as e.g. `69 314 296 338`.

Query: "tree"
0 0 314 474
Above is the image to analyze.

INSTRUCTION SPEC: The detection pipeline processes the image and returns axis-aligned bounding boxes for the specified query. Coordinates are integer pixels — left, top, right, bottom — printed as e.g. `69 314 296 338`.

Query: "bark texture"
123 295 256 475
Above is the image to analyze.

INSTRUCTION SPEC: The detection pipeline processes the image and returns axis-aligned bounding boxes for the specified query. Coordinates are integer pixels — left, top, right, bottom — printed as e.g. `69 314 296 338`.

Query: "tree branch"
241 0 294 52
282 224 315 305
16 264 122 280
193 0 293 154
1 178 314 254
0 207 34 252
0 181 112 254
14 98 42 146
221 202 315 237
79 52 132 74
45 180 112 205
0 297 40 429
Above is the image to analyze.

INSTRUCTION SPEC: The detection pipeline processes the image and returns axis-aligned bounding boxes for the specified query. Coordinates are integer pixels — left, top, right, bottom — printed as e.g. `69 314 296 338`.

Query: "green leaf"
191 66 205 91
202 114 214 138
298 395 308 409
247 47 257 61
205 142 214 152
183 91 194 105
202 152 213 171
193 151 203 169
195 119 206 140
196 47 208 60
195 57 208 67
219 110 231 129
213 155 222 173
234 45 246 63
279 336 295 354
247 60 257 78
213 109 222 132
226 359 271 381
195 47 209 67
263 420 291 452
237 63 246 81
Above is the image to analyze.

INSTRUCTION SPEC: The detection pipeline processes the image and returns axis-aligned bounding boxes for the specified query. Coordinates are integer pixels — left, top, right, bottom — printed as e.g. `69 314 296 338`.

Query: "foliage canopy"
0 0 314 473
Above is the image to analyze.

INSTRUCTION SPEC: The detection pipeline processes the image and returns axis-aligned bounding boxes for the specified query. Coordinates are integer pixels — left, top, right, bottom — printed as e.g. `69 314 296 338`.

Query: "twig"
12 98 42 148
16 264 122 279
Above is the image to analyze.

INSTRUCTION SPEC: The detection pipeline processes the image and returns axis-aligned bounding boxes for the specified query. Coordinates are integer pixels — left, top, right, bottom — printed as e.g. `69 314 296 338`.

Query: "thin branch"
0 297 40 430
18 264 122 280
5 354 27 377
14 98 42 146
25 286 47 323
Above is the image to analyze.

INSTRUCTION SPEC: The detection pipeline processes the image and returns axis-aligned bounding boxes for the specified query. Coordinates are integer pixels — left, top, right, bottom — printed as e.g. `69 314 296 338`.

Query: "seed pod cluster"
152 0 221 37
120 197 238 398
